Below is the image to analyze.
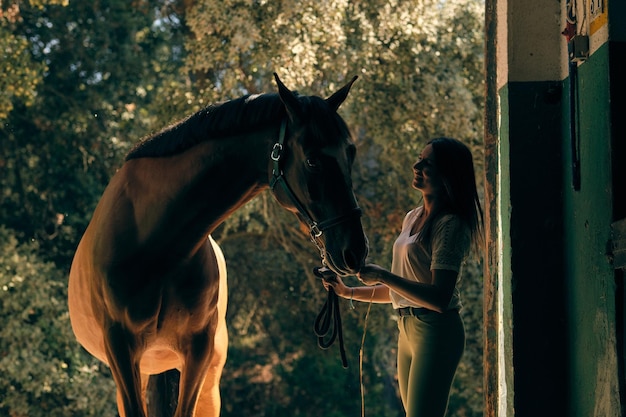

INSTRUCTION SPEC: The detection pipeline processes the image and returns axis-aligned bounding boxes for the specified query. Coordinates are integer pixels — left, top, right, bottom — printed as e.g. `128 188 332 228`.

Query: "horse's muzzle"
323 231 368 276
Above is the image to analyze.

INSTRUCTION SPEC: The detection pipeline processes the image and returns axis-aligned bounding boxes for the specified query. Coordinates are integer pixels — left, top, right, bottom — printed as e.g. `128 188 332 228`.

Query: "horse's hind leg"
105 321 146 417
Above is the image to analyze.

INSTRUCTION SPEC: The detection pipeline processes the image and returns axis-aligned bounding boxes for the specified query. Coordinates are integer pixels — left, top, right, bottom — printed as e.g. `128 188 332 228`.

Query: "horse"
67 73 368 417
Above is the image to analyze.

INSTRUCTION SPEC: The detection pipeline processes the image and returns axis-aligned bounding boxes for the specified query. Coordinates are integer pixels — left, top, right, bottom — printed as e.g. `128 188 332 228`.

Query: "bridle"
269 119 364 370
269 119 363 258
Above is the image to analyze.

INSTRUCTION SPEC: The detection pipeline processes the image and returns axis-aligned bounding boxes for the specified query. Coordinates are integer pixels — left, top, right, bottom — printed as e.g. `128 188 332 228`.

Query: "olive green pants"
396 309 465 417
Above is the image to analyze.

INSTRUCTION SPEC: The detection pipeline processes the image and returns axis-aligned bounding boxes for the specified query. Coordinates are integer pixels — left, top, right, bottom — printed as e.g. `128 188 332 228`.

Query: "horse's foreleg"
175 330 215 417
194 318 228 417
105 322 146 417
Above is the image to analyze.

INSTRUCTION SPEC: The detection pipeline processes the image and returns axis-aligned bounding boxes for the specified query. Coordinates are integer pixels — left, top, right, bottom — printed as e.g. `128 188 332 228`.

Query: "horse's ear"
274 73 303 122
326 76 358 111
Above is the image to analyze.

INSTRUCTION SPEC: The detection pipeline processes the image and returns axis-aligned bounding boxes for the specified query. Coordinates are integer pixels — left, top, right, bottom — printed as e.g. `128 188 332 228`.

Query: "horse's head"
270 73 368 276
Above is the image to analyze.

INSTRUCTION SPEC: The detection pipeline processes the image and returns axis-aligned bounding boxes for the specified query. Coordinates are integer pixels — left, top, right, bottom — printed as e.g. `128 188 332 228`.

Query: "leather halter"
269 120 363 244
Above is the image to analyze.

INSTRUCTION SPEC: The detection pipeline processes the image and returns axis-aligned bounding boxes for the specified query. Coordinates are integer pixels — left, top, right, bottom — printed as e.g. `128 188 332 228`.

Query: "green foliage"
1 0 187 268
0 227 117 416
0 25 45 120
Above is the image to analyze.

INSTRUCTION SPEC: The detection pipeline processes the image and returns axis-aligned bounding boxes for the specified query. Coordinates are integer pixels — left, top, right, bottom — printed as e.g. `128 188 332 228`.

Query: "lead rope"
313 266 375 417
359 289 375 417
313 266 348 368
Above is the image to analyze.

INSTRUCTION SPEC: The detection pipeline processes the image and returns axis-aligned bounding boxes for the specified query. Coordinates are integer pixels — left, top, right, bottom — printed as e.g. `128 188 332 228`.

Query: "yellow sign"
589 0 608 35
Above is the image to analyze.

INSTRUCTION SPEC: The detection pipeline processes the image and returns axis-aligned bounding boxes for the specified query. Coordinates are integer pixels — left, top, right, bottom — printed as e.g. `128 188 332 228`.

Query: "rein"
269 120 362 250
313 266 349 368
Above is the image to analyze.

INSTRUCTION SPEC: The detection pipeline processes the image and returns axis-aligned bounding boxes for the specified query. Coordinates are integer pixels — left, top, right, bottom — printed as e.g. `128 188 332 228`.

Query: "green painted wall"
563 42 621 417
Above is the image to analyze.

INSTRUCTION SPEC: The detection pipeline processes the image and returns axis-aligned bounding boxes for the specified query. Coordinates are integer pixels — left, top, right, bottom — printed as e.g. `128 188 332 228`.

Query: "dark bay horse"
68 74 368 417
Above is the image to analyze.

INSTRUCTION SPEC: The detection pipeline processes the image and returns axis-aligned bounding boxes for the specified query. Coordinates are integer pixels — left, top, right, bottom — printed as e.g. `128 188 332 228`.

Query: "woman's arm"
321 276 392 304
358 264 457 313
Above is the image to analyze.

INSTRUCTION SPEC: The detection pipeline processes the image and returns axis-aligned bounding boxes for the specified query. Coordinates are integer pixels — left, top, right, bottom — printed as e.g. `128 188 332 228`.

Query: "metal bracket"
568 35 589 63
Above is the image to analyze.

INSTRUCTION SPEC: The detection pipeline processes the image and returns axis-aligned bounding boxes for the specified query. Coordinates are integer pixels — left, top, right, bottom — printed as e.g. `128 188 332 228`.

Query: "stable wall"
564 40 620 417
484 0 624 415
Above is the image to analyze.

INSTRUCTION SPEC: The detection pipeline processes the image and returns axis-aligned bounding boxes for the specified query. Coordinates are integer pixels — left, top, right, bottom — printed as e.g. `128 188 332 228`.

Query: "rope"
359 290 375 417
313 267 348 368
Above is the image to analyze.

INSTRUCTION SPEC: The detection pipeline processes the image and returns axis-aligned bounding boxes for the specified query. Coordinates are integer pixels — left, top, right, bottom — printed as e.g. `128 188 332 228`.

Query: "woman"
323 137 483 417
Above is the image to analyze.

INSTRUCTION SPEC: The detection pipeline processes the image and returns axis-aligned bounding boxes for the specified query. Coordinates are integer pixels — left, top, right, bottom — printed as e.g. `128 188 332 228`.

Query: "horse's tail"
146 369 180 417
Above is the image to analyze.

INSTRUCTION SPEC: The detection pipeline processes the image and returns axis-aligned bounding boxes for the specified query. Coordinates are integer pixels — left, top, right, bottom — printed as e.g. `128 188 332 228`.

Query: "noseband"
269 120 362 246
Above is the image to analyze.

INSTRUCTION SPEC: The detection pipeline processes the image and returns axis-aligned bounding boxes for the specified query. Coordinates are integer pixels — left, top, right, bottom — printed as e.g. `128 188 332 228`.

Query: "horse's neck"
121 132 273 244
182 135 272 220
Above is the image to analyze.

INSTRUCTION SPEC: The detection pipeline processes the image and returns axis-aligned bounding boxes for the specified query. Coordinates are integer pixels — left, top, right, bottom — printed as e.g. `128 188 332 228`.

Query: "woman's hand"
321 275 350 298
357 263 387 286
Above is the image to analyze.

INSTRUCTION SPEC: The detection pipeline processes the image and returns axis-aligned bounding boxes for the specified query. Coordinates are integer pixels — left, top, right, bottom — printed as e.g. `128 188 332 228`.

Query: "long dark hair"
421 137 484 251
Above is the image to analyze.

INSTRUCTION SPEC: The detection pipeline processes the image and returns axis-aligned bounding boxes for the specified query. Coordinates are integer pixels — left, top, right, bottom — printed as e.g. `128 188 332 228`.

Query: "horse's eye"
306 158 321 171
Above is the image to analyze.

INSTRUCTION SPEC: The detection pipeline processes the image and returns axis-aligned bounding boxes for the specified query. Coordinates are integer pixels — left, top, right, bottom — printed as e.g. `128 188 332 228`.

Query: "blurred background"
0 0 485 415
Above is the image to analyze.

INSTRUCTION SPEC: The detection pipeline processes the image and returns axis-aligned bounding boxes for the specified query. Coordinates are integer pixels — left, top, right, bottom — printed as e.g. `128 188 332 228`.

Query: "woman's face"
412 144 442 193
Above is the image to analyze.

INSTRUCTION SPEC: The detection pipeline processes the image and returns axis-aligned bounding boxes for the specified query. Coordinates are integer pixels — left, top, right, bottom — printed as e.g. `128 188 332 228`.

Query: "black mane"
126 93 286 160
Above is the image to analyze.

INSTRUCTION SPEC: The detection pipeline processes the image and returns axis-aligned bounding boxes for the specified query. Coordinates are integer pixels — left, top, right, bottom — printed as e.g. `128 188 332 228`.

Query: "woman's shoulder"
431 213 471 254
433 213 469 234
